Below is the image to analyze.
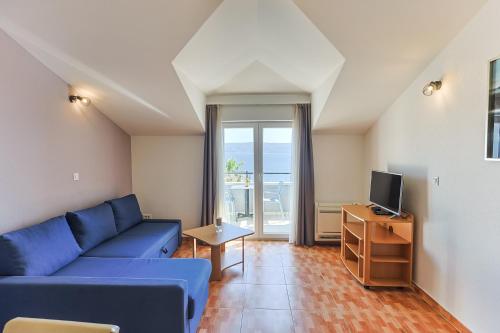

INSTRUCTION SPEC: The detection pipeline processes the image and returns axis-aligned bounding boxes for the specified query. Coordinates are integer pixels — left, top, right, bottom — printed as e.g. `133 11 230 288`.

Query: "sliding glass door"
222 124 256 232
222 122 292 239
261 124 292 236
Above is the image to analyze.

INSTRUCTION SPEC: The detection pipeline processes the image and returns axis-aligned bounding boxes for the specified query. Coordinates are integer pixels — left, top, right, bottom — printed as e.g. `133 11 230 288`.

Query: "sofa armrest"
0 276 189 333
145 219 183 246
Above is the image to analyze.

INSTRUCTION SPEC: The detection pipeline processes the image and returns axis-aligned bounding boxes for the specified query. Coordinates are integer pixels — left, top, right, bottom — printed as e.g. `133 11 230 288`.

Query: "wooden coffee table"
183 223 254 281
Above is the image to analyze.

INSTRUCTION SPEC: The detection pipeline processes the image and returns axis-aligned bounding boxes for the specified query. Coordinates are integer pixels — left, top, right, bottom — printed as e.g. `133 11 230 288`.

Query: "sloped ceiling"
0 0 223 135
294 0 488 133
0 0 487 135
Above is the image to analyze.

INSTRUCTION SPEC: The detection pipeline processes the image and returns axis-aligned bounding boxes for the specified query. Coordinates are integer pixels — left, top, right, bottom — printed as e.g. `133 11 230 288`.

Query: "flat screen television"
369 171 403 215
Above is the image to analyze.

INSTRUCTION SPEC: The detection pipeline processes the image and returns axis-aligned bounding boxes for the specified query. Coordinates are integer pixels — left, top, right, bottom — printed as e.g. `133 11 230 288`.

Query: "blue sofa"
0 194 211 333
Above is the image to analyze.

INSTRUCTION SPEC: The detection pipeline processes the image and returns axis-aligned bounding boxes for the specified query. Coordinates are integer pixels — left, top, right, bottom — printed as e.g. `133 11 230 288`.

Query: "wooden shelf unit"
340 204 414 288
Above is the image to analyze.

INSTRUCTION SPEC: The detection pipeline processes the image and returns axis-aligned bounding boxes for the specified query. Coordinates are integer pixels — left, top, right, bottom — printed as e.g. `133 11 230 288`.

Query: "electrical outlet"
143 214 152 220
73 172 80 181
433 176 440 186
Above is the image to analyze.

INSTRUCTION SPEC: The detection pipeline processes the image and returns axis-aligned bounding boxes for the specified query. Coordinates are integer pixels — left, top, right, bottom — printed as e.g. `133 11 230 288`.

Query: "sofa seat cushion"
66 203 118 253
0 216 81 276
106 194 143 233
53 257 212 319
82 222 179 258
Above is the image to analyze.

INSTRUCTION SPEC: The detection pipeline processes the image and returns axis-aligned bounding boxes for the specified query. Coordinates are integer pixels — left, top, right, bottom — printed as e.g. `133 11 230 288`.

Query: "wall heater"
315 202 342 242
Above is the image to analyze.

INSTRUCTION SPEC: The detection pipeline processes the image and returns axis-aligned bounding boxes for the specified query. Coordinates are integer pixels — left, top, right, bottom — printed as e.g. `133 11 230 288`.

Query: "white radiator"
315 202 342 242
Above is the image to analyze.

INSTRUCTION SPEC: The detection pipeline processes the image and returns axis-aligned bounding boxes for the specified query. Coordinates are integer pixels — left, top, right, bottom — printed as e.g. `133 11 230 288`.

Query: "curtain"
291 104 315 246
289 110 300 244
201 105 219 226
215 108 225 221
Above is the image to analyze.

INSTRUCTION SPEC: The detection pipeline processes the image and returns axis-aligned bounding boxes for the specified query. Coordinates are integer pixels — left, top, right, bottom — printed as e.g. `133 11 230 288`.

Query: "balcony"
223 172 291 235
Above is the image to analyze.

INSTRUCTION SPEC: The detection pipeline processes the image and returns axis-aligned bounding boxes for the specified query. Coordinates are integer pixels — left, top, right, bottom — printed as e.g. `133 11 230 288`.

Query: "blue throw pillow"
66 203 118 252
106 194 143 233
0 216 82 276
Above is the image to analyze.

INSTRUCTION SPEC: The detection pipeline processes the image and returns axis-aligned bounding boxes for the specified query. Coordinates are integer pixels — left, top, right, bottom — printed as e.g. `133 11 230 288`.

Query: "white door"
222 122 292 239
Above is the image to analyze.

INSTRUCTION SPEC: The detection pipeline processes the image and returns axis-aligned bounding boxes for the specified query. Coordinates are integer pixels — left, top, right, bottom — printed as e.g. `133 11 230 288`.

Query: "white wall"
131 134 365 230
0 29 131 234
132 136 204 230
220 105 293 122
313 134 365 204
364 1 500 331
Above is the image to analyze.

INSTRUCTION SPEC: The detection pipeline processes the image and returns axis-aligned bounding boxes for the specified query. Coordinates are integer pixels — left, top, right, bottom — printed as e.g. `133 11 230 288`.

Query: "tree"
225 158 244 182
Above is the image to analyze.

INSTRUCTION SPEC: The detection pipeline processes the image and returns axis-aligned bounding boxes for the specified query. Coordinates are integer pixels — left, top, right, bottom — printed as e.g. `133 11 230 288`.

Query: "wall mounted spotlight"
69 95 91 106
422 80 442 96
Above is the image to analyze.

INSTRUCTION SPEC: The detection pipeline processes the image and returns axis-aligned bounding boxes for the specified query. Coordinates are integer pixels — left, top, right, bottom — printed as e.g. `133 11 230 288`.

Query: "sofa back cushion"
0 216 82 276
66 203 118 252
106 194 143 233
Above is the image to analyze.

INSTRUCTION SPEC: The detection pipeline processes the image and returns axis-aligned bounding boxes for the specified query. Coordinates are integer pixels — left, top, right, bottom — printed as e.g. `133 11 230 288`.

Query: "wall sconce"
69 95 91 106
422 80 442 96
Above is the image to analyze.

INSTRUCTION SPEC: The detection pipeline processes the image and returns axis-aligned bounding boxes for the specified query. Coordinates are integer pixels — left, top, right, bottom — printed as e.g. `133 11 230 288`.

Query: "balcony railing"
223 172 291 234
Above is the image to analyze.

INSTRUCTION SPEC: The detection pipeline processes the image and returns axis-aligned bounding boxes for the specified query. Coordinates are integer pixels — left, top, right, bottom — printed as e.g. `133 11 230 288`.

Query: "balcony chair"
263 181 285 220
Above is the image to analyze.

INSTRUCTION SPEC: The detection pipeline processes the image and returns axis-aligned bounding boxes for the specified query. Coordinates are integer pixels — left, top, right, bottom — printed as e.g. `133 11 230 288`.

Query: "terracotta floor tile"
283 266 326 285
287 283 336 311
244 266 286 284
245 253 283 267
241 309 294 333
292 309 351 333
207 283 245 308
175 240 462 333
244 284 290 310
280 254 304 267
220 266 245 284
197 307 242 333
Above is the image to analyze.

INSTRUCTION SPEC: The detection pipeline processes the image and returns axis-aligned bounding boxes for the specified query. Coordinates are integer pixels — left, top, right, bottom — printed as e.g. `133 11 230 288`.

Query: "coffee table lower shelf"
182 223 254 281
207 239 245 281
221 251 243 271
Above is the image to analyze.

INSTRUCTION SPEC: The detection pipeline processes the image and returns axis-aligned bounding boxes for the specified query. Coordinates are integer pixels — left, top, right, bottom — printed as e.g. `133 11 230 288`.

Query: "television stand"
371 206 393 215
341 204 414 288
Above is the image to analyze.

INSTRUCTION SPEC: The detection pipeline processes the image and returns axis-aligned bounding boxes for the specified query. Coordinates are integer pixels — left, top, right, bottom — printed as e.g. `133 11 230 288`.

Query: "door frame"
222 121 292 240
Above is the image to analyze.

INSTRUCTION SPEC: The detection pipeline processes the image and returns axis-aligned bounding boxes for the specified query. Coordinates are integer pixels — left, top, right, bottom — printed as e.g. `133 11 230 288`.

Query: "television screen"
369 171 403 215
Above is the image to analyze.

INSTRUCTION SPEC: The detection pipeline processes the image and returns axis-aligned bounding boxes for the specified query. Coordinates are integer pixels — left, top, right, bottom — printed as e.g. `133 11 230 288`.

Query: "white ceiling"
0 0 222 135
172 0 344 125
294 0 488 133
213 61 306 94
0 0 487 135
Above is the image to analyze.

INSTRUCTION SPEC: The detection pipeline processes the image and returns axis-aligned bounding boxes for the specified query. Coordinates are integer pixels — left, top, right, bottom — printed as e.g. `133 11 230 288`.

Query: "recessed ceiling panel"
172 0 345 122
214 61 306 94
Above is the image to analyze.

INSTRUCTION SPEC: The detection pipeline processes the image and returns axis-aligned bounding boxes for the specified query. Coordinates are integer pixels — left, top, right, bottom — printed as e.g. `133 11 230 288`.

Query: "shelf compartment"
344 258 358 274
221 251 243 270
371 243 410 263
343 258 362 283
371 255 409 263
344 243 358 262
344 226 361 247
370 261 410 286
369 278 410 287
345 242 359 257
344 222 364 240
371 224 410 244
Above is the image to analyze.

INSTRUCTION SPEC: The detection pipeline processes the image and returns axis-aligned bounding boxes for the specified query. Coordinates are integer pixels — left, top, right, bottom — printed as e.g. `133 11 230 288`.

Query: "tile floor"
174 240 458 333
